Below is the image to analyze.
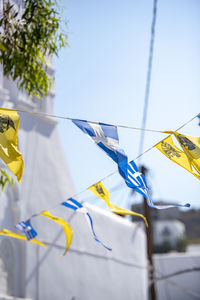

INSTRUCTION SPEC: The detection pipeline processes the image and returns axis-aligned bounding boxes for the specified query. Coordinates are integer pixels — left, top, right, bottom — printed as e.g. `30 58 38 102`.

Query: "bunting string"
15 112 197 253
15 108 200 161
26 112 199 217
16 108 165 133
0 108 199 255
43 112 199 211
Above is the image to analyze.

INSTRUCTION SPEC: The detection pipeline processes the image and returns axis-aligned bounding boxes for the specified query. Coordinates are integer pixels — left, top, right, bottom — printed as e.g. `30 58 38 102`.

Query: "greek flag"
119 160 150 199
15 219 37 240
119 160 190 209
61 198 112 251
72 119 127 168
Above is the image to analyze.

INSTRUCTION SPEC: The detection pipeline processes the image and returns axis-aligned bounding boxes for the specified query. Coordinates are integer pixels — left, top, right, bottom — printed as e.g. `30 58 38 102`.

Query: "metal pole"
141 166 156 300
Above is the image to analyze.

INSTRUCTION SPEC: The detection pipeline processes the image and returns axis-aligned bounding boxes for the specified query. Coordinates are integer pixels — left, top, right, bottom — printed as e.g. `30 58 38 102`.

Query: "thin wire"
31 112 198 218
16 108 164 133
152 267 200 282
153 113 200 148
164 279 200 299
175 114 199 131
138 0 158 155
153 269 200 299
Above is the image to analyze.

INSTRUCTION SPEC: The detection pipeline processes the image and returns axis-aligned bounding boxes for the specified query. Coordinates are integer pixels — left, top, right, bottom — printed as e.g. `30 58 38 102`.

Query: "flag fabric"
173 132 200 176
71 119 151 200
120 159 190 209
198 114 200 126
40 210 73 256
118 160 150 199
15 219 37 241
156 132 200 180
89 181 148 226
61 198 112 251
72 119 127 169
0 108 23 182
0 229 47 248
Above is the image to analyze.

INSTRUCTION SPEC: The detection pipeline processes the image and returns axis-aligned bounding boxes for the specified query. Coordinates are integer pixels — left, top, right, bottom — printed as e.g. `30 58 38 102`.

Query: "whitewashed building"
153 220 185 246
0 61 148 300
154 252 200 300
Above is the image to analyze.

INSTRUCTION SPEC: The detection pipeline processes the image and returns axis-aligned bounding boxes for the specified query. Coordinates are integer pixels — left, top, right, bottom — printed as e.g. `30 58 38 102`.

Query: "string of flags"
0 107 199 255
1 197 112 255
72 119 191 210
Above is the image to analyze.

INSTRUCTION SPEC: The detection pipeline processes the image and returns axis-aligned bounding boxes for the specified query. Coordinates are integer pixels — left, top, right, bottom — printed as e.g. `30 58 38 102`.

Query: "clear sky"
54 0 200 210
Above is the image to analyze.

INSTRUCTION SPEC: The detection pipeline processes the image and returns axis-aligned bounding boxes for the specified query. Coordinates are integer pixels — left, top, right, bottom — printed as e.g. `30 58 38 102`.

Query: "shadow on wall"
19 113 56 138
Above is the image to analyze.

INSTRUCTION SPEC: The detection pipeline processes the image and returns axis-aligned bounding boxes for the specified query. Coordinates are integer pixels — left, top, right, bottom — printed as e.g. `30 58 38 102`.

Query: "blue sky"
54 0 199 210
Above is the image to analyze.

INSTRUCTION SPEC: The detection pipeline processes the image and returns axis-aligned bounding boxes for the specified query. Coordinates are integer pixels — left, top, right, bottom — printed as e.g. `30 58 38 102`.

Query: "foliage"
153 241 172 254
0 169 14 192
187 238 200 245
176 237 188 252
0 0 68 98
153 238 188 254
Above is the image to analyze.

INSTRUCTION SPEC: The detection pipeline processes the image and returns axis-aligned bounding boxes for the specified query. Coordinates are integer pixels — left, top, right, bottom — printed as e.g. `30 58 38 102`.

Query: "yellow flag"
173 132 200 176
89 182 148 227
0 229 47 248
155 132 200 180
40 210 73 256
0 108 23 182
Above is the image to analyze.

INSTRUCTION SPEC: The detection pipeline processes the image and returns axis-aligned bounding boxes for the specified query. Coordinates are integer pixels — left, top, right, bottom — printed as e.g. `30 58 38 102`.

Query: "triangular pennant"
40 210 73 256
0 229 47 248
0 108 23 182
89 181 148 226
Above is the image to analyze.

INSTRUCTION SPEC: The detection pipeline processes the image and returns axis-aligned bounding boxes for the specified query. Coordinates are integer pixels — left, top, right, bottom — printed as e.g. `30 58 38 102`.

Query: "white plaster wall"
187 245 200 253
25 205 148 300
0 296 31 300
0 81 148 300
154 253 200 300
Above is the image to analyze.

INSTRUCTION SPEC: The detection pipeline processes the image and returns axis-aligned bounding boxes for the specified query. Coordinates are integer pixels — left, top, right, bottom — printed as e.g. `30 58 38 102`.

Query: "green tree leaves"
0 0 68 98
0 169 14 192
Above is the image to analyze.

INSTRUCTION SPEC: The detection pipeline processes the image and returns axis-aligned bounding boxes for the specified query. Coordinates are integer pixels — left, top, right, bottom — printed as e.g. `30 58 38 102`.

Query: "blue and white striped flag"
119 160 190 209
72 119 127 169
119 160 150 199
72 119 189 209
15 219 37 240
61 198 112 251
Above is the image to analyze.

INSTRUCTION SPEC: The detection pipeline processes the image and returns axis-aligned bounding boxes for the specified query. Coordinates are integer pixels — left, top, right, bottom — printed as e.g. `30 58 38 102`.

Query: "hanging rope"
138 0 158 155
31 112 198 216
16 108 164 133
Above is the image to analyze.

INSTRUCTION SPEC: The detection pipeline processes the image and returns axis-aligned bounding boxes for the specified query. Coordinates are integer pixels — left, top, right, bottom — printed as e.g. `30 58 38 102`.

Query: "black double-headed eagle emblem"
0 115 16 133
177 135 196 151
161 141 181 158
95 184 105 195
